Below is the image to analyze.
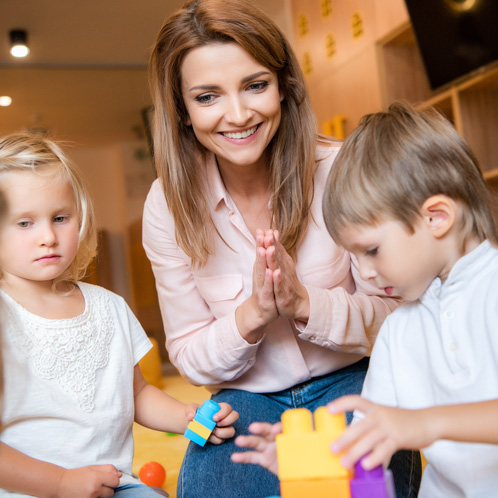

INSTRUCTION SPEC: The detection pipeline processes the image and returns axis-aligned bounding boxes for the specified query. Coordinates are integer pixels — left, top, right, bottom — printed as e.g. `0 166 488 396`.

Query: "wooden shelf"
378 23 498 182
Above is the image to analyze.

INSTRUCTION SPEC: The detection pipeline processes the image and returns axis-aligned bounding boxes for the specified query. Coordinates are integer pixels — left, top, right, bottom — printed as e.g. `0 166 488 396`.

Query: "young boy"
231 102 498 497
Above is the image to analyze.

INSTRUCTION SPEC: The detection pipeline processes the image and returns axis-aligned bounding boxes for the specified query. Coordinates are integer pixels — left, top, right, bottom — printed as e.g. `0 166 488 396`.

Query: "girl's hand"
208 402 240 444
55 465 121 498
230 421 282 475
328 395 435 470
265 230 310 322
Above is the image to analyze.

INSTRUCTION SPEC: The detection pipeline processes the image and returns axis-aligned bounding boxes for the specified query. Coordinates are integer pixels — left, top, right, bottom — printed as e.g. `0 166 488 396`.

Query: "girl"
0 132 238 498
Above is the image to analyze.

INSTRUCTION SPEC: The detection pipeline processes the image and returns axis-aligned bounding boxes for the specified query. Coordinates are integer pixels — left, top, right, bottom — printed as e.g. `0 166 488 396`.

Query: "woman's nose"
225 96 251 126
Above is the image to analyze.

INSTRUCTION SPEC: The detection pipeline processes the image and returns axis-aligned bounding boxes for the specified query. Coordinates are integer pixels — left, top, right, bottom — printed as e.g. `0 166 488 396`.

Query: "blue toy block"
184 400 221 447
349 458 396 498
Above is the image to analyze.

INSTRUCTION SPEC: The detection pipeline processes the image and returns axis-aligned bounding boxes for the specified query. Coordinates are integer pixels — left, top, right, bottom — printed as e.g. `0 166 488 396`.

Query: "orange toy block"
280 476 351 498
276 407 352 482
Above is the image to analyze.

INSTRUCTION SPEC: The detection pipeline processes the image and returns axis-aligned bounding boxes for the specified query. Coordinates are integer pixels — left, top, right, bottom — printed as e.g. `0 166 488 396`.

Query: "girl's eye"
366 247 378 256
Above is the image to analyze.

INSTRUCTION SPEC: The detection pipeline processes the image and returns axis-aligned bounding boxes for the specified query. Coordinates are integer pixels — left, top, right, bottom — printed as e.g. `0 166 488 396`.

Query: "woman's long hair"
149 0 318 266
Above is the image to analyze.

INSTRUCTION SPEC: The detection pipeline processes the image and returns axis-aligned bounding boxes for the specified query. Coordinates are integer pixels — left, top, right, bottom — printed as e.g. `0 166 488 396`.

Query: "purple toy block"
349 458 396 498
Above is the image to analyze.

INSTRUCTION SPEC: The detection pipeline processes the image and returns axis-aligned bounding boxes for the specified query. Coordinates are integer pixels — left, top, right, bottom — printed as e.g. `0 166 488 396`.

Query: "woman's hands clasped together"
236 229 311 344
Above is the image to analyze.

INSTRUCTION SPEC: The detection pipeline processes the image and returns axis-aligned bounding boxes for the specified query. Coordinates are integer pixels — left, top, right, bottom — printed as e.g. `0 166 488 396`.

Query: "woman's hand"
230 421 282 475
235 231 278 343
55 465 121 498
327 395 435 470
208 402 240 445
264 230 310 322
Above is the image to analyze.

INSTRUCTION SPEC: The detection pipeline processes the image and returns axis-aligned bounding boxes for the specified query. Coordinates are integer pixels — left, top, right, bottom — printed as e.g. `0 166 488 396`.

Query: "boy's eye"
366 247 378 256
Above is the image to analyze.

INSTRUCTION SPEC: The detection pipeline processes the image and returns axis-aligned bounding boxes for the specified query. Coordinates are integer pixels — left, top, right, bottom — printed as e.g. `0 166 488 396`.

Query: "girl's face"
181 42 283 172
0 168 80 288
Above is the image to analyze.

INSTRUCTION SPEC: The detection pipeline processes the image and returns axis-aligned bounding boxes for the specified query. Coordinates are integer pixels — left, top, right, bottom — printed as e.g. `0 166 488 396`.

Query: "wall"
289 0 409 137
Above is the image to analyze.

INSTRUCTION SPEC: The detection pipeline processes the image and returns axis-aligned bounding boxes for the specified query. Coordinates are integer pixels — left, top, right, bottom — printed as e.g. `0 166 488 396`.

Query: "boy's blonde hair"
0 132 97 292
323 102 498 249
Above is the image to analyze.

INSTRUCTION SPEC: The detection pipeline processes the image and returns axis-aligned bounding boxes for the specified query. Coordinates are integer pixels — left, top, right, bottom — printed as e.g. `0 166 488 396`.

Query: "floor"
132 373 210 498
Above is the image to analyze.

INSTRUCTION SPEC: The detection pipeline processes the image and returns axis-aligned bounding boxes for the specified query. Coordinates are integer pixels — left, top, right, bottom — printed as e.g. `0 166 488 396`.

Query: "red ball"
139 461 166 488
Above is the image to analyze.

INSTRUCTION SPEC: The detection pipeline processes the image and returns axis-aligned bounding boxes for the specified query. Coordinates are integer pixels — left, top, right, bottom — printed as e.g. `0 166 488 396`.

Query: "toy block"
276 407 352 482
184 400 220 447
280 476 351 498
349 458 395 498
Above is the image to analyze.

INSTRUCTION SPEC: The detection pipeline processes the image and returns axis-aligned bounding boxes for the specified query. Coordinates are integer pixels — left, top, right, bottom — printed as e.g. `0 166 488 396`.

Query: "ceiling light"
0 96 12 107
10 29 30 58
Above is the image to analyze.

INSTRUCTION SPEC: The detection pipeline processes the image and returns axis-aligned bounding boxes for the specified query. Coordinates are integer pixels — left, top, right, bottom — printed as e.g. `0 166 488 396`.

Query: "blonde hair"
0 132 97 292
323 102 498 248
149 0 318 266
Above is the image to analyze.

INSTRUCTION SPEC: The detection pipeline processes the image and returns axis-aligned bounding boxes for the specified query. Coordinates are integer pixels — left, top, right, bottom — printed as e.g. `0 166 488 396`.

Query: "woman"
143 0 421 496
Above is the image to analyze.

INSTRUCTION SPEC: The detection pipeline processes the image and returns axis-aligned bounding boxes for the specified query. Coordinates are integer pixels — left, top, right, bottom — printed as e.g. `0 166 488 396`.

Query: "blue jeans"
177 358 421 498
114 484 165 497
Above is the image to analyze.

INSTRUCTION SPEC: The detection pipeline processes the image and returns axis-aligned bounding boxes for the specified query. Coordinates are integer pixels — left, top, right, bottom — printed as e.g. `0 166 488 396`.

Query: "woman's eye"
248 81 268 92
195 93 215 104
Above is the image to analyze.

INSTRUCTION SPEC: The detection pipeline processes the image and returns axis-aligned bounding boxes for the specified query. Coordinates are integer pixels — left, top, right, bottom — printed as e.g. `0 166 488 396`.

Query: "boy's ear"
421 195 455 238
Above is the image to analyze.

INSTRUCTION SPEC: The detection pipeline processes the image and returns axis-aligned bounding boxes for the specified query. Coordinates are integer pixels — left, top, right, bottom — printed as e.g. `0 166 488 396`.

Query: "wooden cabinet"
378 22 498 185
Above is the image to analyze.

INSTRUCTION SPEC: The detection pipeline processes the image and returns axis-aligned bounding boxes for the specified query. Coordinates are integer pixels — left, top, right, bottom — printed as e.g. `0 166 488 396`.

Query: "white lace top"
0 282 152 496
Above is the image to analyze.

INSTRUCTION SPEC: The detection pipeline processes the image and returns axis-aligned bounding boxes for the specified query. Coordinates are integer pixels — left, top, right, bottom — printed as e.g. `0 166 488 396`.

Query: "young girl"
232 102 498 497
0 132 238 498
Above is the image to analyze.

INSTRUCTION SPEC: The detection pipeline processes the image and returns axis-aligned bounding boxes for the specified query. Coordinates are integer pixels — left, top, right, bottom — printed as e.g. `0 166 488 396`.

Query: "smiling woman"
143 0 422 497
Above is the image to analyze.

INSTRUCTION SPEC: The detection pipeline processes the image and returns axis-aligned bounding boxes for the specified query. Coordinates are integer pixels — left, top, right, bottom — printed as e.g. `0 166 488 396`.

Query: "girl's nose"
40 224 57 246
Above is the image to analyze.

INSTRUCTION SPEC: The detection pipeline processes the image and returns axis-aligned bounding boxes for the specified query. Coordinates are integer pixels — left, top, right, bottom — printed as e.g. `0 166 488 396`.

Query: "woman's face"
181 42 283 172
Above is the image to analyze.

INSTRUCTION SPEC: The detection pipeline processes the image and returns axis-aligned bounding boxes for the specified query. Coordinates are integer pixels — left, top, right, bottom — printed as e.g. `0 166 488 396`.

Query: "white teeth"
223 126 257 139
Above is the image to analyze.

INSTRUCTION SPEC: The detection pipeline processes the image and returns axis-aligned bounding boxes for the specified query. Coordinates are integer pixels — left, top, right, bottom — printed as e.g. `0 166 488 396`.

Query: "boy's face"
339 218 445 301
0 169 80 288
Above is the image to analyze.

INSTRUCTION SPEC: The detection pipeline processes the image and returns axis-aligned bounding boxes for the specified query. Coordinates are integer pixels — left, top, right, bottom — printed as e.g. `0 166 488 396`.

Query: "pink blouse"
142 144 399 393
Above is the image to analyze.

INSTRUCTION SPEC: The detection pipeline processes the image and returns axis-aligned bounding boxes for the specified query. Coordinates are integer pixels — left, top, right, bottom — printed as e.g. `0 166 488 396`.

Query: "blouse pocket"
194 274 244 317
300 251 352 290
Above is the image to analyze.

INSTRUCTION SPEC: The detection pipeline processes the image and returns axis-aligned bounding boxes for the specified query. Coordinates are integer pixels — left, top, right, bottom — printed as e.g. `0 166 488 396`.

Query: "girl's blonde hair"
149 0 318 266
323 102 498 249
0 131 97 292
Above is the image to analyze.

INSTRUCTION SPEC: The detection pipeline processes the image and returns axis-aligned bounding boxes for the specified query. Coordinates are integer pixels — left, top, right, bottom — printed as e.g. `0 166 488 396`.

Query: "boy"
232 102 498 497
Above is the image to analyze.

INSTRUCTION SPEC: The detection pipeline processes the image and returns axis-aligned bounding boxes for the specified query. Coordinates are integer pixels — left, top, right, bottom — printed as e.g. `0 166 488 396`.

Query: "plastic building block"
276 407 353 482
184 399 220 447
349 458 396 498
281 476 351 498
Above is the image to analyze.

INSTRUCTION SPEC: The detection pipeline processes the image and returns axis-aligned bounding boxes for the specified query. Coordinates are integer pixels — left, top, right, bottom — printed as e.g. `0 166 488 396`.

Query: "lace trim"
2 285 114 413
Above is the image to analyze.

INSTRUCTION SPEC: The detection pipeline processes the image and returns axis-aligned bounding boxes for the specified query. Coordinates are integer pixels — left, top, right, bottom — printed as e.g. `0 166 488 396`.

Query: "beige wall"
290 0 409 136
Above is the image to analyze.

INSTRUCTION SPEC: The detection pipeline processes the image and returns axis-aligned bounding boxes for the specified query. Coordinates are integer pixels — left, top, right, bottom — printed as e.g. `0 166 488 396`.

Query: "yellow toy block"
186 419 212 440
276 407 352 482
280 476 351 498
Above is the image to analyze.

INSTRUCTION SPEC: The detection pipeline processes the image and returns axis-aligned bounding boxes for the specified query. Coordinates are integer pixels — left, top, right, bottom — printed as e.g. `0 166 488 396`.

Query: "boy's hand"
328 395 434 470
230 421 282 475
208 402 239 444
55 465 121 498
